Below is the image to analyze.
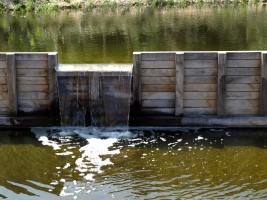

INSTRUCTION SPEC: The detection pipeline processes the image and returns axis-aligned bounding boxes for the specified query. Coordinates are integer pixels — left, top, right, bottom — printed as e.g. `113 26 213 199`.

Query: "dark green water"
2 5 267 199
1 5 267 63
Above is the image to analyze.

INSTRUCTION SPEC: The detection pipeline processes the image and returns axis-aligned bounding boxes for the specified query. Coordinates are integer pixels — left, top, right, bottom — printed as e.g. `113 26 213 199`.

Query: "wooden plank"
0 85 7 92
184 99 216 108
184 60 217 69
133 53 141 105
15 60 48 69
184 108 216 115
17 69 48 77
141 53 175 61
48 53 58 115
141 69 175 77
0 61 7 68
0 107 9 114
142 84 175 92
184 92 216 99
0 100 9 107
141 77 175 85
17 85 49 92
175 53 184 116
15 53 48 61
184 76 217 84
0 93 8 99
226 60 260 68
226 68 260 76
142 92 175 100
0 54 6 61
225 92 260 99
225 99 259 107
0 69 6 76
18 100 50 108
141 108 175 115
184 52 218 60
142 99 175 108
185 68 217 76
6 53 17 116
17 77 48 85
225 106 259 115
0 77 6 84
260 52 267 116
141 61 175 69
184 84 217 92
18 92 49 100
226 84 259 92
227 52 261 60
217 52 226 116
226 76 260 84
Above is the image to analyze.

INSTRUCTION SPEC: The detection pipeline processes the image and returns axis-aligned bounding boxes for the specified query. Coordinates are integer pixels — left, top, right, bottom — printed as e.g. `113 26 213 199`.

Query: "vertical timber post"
6 53 17 116
133 53 141 107
48 52 58 115
260 52 267 116
175 52 184 116
217 52 226 116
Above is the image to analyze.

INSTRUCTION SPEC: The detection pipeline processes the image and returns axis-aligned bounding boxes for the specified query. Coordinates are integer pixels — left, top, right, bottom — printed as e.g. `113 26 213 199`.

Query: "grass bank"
0 0 264 12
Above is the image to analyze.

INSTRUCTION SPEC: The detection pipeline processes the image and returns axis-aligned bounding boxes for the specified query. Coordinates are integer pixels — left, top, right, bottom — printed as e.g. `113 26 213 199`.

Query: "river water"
1 5 267 199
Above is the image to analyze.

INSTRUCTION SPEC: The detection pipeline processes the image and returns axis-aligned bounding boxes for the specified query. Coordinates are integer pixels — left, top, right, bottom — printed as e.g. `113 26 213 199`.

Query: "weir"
1 51 267 128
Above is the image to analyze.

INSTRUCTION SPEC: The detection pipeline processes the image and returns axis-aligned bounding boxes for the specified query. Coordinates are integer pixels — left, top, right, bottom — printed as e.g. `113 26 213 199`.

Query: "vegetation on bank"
0 0 264 12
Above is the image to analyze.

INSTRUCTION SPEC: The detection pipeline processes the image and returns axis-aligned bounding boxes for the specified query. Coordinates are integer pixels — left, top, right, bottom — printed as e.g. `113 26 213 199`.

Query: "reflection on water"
1 128 267 199
1 5 267 63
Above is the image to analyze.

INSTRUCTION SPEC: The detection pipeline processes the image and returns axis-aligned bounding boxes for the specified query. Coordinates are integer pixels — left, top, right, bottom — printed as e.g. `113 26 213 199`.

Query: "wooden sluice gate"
1 51 267 128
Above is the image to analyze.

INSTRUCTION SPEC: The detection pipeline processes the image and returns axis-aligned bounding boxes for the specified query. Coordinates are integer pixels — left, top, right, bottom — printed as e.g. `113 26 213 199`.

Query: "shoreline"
0 0 265 12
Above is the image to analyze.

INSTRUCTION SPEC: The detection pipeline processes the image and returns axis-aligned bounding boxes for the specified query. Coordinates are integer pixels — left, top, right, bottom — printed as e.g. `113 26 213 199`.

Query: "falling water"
56 64 132 128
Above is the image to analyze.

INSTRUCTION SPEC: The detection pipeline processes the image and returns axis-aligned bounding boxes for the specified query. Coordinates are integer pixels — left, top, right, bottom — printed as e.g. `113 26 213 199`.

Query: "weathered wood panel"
184 92 217 99
226 84 259 92
0 61 7 69
260 52 267 116
184 60 217 68
142 92 175 100
141 77 175 85
141 61 175 69
0 69 7 76
184 99 216 108
184 108 216 115
0 85 7 92
184 52 218 60
141 108 175 115
142 99 175 108
141 53 175 61
7 53 17 116
184 84 217 92
226 60 260 68
226 68 260 76
184 76 217 84
17 77 49 85
225 106 259 115
0 54 6 61
227 52 261 60
0 77 6 84
17 69 48 77
225 92 259 99
18 92 49 100
217 52 226 116
0 107 9 114
175 53 184 116
225 99 259 107
0 93 8 99
0 100 9 107
15 53 48 61
16 60 48 69
17 85 49 92
141 69 175 77
185 68 217 76
142 85 175 92
18 100 50 108
226 76 260 84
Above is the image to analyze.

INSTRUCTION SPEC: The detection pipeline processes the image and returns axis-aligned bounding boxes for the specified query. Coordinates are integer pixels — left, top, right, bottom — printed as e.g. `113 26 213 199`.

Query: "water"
56 64 132 127
1 128 267 199
1 5 267 63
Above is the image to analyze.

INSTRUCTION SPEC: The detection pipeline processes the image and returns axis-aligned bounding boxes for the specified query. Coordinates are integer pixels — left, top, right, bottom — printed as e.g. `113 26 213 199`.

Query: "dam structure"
1 51 267 128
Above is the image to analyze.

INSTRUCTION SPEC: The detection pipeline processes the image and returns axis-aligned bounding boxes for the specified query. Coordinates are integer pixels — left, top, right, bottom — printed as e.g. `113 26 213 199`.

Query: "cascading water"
56 64 132 128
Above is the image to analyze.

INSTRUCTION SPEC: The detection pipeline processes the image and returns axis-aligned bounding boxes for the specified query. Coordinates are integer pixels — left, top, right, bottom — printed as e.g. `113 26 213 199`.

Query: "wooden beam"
175 53 184 116
217 52 226 116
133 53 141 106
48 53 58 115
260 52 267 115
6 53 17 116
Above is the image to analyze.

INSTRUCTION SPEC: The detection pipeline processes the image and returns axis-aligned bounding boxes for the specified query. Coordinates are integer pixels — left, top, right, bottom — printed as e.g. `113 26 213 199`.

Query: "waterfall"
56 64 132 128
